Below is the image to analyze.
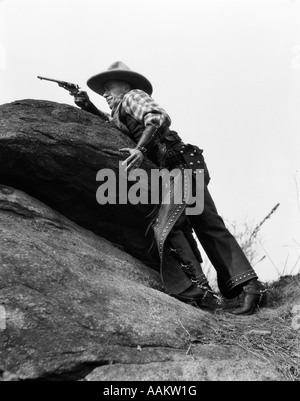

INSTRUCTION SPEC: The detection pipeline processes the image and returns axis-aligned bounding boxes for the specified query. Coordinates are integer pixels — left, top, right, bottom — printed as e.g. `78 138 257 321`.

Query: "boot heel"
231 280 267 316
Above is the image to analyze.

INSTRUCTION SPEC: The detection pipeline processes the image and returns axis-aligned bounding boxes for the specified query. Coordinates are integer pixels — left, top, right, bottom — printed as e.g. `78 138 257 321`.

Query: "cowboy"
74 61 266 315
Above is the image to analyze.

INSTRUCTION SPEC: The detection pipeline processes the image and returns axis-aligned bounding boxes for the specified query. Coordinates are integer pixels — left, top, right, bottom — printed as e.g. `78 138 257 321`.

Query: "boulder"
0 99 158 268
0 100 286 381
0 185 282 381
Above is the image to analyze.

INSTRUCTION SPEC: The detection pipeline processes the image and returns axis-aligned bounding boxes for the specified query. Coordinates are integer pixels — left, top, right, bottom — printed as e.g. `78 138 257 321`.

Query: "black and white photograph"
0 0 299 383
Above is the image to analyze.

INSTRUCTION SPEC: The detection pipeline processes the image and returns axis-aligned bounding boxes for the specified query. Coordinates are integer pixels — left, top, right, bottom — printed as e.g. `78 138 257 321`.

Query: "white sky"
0 0 300 283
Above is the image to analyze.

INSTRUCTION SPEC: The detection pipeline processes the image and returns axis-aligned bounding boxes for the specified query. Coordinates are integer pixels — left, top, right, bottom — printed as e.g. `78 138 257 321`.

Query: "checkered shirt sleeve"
122 89 171 129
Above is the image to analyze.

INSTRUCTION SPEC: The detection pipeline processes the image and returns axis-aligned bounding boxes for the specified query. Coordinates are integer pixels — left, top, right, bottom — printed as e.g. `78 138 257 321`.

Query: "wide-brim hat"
87 61 153 96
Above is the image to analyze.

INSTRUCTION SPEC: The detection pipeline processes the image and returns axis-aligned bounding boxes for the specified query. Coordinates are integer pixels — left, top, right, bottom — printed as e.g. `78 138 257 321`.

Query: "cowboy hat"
87 61 153 96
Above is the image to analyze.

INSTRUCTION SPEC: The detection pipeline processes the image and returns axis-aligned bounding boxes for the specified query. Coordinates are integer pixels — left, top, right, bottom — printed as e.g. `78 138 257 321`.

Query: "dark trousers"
167 184 257 299
157 139 257 298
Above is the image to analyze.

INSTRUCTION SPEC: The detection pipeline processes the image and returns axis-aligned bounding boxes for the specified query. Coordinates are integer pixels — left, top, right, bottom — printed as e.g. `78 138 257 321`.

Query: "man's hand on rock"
120 148 144 173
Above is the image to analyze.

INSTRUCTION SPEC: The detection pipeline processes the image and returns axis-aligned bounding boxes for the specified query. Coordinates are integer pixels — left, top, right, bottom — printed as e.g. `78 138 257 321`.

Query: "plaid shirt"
111 89 171 133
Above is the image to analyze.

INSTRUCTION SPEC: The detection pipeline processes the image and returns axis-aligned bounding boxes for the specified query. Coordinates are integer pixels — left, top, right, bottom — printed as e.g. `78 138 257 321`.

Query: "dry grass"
197 274 300 381
196 202 300 380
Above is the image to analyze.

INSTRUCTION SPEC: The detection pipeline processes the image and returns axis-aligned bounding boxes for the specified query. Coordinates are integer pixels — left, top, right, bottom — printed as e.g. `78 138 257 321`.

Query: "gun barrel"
37 76 63 84
37 75 80 94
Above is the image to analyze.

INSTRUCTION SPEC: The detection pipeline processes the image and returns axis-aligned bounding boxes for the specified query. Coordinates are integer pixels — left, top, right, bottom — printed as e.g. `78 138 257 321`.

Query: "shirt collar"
111 93 126 116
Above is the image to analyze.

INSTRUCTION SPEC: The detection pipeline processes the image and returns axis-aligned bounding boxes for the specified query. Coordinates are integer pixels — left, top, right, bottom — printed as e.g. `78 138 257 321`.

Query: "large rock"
0 186 283 381
0 99 158 267
0 185 214 379
0 100 287 381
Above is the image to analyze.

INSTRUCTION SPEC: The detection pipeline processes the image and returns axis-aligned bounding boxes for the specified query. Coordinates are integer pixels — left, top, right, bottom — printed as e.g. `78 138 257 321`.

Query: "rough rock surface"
0 186 282 381
0 99 158 268
0 100 286 381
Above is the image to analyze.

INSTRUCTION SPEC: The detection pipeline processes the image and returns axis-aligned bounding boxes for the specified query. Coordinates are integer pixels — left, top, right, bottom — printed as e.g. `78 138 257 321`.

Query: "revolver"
37 75 110 122
37 76 80 96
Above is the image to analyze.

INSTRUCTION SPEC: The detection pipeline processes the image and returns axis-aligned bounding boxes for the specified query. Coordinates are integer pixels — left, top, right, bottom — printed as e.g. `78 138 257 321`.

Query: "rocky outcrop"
0 185 282 381
0 100 287 381
0 99 158 268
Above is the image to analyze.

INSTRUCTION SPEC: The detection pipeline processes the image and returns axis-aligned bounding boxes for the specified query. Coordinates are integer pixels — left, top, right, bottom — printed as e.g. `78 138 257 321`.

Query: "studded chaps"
152 138 257 299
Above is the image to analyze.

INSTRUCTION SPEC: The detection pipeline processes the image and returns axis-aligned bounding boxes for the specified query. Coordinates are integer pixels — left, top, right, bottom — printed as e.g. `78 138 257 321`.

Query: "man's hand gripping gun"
37 76 110 122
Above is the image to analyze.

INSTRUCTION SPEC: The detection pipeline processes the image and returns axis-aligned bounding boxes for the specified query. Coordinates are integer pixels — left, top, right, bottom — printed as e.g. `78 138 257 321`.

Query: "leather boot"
175 262 222 309
166 221 222 309
231 278 267 315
